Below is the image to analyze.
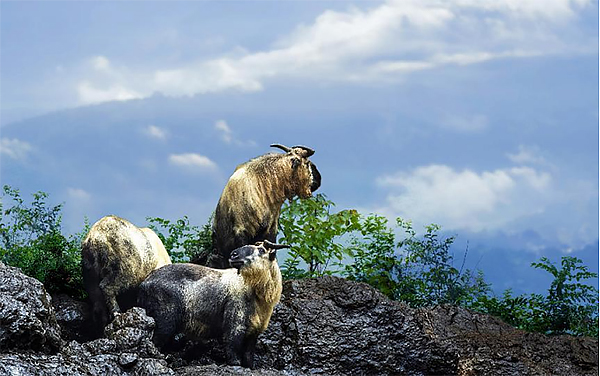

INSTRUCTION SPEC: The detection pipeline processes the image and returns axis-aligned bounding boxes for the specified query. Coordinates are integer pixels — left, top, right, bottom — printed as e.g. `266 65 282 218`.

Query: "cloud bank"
69 0 594 104
376 163 552 233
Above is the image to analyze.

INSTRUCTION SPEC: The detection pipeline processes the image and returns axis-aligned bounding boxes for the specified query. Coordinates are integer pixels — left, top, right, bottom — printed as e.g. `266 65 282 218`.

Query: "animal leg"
250 225 277 247
151 304 180 350
88 286 109 336
139 282 181 351
224 331 244 366
264 225 278 244
223 309 246 367
99 278 122 322
82 262 109 337
242 333 259 369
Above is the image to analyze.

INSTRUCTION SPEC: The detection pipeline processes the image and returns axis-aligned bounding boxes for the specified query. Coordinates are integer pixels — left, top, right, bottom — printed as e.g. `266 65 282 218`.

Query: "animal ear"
291 158 301 169
291 145 315 157
268 249 277 261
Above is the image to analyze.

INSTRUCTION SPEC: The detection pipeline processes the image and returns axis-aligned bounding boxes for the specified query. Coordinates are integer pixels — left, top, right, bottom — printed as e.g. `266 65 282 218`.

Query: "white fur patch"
220 269 247 297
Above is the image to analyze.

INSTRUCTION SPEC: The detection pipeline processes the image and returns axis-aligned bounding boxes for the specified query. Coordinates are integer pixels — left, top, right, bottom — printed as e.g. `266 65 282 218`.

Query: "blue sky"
1 0 598 294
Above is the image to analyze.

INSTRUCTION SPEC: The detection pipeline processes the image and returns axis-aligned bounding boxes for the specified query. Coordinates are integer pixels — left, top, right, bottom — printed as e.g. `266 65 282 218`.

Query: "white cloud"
213 120 256 147
441 114 489 132
507 145 547 165
369 50 541 77
0 138 32 160
215 120 233 143
376 164 552 232
67 187 91 201
91 56 111 71
77 81 143 105
145 125 168 140
153 60 264 96
68 0 593 104
169 153 218 170
454 0 589 21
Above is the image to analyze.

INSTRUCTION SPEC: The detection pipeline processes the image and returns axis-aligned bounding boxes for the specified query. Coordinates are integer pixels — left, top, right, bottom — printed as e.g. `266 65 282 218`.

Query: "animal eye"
291 158 301 169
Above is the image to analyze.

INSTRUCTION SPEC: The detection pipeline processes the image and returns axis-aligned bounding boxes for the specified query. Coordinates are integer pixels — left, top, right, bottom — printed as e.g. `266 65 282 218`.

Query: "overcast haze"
1 0 598 294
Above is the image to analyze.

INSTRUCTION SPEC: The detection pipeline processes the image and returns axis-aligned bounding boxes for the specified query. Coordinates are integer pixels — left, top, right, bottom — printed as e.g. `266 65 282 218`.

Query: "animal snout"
229 248 246 269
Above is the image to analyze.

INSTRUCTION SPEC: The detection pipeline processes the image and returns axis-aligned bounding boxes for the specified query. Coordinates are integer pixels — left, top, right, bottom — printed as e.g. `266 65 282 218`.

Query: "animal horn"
270 144 292 153
261 240 290 250
291 145 315 157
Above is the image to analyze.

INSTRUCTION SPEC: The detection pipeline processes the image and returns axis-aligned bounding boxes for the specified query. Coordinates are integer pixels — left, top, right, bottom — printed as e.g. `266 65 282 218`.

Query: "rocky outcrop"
0 262 61 353
51 294 93 343
256 277 599 375
0 263 597 375
0 307 174 376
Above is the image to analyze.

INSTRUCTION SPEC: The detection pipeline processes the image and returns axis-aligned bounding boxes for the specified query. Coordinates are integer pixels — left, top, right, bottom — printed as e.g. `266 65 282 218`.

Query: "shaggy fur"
81 215 171 335
210 144 321 268
137 241 286 368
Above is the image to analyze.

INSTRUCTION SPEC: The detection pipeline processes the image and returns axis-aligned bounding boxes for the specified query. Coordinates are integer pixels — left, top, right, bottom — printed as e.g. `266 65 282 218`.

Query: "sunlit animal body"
209 143 320 268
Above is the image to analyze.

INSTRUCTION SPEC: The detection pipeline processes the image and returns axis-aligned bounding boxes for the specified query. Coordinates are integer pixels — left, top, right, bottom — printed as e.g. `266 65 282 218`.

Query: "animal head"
229 240 290 270
270 143 321 199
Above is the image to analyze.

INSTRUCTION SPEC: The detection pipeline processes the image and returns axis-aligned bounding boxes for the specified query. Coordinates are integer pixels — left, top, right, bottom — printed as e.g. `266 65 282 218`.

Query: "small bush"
147 215 213 264
472 256 599 337
278 194 361 278
278 194 488 306
345 217 489 307
0 185 88 299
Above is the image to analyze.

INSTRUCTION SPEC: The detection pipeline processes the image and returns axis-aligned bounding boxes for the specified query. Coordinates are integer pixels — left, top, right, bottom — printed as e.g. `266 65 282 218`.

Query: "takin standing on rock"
208 143 321 268
81 215 171 335
137 240 288 368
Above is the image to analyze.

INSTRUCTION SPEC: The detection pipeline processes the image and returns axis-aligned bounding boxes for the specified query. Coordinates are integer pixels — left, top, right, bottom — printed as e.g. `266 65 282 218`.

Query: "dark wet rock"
255 276 599 376
0 262 597 375
0 262 62 353
118 352 139 368
0 350 174 376
0 308 173 376
0 352 88 376
102 307 162 358
255 277 451 375
51 293 93 343
175 364 303 376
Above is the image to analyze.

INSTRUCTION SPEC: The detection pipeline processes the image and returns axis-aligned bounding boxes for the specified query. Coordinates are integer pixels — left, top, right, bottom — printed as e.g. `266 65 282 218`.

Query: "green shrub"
0 185 88 299
344 217 489 307
472 256 599 337
343 214 399 298
278 194 488 305
279 194 598 337
278 194 361 278
147 215 213 264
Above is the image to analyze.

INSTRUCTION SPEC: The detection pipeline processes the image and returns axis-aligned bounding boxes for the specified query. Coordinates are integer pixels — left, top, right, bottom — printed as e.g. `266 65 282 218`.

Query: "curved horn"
270 143 292 153
291 145 315 157
261 240 290 250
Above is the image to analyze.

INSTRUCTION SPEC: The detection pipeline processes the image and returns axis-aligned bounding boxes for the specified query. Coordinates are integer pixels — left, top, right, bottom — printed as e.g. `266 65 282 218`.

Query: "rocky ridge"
0 262 597 375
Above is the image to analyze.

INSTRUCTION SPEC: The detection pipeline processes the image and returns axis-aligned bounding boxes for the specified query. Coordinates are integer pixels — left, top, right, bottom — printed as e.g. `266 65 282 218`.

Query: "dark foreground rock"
0 263 597 375
50 294 93 343
257 277 599 375
0 307 173 376
0 262 61 353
